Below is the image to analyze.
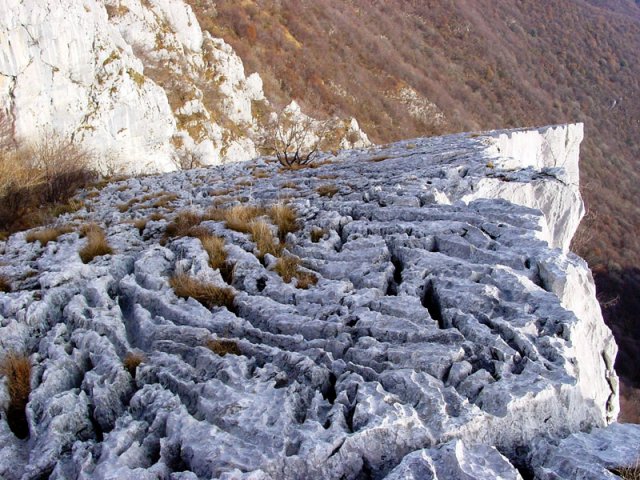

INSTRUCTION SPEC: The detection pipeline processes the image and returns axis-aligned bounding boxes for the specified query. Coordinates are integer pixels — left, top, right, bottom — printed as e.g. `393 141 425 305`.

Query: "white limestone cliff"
0 0 370 174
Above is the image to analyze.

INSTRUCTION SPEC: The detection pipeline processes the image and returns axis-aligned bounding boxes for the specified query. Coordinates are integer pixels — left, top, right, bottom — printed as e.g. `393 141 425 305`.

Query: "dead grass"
163 210 203 240
170 273 236 312
368 154 391 162
199 233 236 283
209 187 234 196
280 181 298 189
274 255 301 283
252 169 271 179
310 227 326 243
79 225 113 263
152 193 179 209
317 174 338 180
123 352 144 377
50 199 84 217
208 204 265 234
116 184 129 192
206 338 241 356
269 203 299 242
25 225 74 246
0 275 10 292
249 220 281 259
133 218 147 235
612 462 640 480
274 255 318 289
0 352 31 438
149 212 164 221
317 184 339 197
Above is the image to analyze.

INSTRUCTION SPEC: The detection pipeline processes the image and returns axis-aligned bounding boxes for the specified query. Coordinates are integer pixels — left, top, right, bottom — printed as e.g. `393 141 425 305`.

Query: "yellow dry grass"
79 225 113 263
170 273 236 312
25 225 74 246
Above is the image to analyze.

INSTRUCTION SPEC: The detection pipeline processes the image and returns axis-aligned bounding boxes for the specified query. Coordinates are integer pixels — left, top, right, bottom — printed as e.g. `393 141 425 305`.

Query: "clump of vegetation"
274 255 318 289
163 210 203 239
0 275 11 292
79 224 113 263
310 227 327 243
612 462 640 480
248 220 281 259
170 273 236 312
25 225 74 246
206 338 241 356
0 351 31 438
199 233 235 284
123 352 145 378
220 204 266 233
269 203 299 242
316 184 339 198
0 117 97 235
133 218 147 235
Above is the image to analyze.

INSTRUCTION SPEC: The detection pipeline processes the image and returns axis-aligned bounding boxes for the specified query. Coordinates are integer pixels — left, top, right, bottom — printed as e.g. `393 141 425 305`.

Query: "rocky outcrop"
0 124 632 478
0 0 370 174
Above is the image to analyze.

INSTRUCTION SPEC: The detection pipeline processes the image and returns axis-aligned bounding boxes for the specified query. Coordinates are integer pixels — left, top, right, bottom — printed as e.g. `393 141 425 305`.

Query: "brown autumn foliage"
186 0 640 417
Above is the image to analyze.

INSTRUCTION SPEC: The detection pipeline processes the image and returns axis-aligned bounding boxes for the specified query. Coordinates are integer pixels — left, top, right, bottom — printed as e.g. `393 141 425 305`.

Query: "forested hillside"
186 0 640 418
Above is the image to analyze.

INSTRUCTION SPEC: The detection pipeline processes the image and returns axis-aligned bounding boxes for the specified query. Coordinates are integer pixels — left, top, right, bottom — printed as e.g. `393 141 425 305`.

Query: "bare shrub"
612 461 640 480
123 352 144 377
0 352 31 438
25 225 74 246
206 338 241 356
170 273 236 312
259 109 333 168
79 225 113 263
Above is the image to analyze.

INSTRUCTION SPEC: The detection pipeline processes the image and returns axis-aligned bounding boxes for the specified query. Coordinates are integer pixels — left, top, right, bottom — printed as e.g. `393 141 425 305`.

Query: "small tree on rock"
259 108 333 168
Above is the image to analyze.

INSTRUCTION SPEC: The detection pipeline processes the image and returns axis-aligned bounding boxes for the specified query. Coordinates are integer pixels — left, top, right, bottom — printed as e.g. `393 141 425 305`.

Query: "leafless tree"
259 109 332 168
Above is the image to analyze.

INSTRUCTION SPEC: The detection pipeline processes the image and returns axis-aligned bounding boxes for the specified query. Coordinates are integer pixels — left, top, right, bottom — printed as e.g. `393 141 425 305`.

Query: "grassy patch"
274 255 318 289
25 225 74 246
133 218 147 235
206 339 241 356
79 225 113 263
0 352 31 438
317 184 339 198
249 220 281 259
170 273 236 312
123 352 144 378
310 227 327 243
207 204 266 234
0 275 10 292
269 203 299 242
163 210 202 239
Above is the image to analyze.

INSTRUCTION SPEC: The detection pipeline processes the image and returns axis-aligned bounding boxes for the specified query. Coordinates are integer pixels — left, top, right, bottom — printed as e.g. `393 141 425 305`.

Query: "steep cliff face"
0 0 369 173
0 125 633 479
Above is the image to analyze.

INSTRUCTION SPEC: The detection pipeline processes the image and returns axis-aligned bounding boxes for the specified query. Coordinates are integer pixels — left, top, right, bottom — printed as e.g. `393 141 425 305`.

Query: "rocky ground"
0 124 638 479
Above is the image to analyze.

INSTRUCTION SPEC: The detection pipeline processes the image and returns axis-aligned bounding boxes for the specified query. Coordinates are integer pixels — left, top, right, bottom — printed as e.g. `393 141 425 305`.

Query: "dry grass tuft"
152 193 179 209
79 225 113 263
274 255 318 289
123 352 144 377
199 234 227 269
170 273 236 312
0 275 11 292
133 218 147 235
612 462 640 480
317 184 339 198
269 203 299 242
368 154 391 162
296 271 318 290
252 169 271 179
25 225 74 246
274 255 301 283
310 227 326 243
116 184 129 192
149 212 164 221
163 210 202 239
206 338 241 356
249 220 281 259
280 181 298 189
0 352 31 438
225 205 266 233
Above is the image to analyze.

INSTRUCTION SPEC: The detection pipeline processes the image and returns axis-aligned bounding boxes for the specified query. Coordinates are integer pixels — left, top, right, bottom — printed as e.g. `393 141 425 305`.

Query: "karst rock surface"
0 0 369 174
0 123 637 479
